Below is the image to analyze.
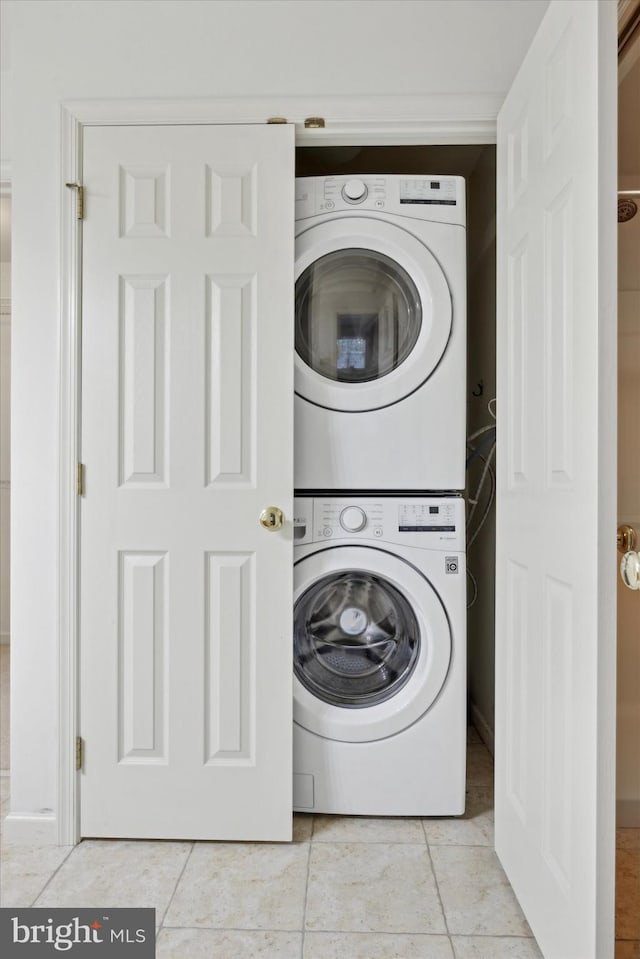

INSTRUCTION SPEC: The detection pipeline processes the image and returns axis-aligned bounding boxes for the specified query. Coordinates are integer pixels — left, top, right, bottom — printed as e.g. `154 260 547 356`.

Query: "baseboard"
469 700 495 757
617 799 640 828
2 812 59 846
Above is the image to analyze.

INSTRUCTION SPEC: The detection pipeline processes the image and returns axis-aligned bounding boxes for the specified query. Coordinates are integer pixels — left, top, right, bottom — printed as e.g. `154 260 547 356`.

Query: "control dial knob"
342 179 368 203
340 506 367 532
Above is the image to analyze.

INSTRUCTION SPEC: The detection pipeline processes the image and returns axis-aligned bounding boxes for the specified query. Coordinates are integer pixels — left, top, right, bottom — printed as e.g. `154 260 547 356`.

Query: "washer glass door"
293 546 452 743
294 568 420 708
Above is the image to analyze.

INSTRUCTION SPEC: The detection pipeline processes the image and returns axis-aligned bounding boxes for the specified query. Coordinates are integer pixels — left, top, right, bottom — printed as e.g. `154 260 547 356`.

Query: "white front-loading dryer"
293 495 466 816
294 174 466 492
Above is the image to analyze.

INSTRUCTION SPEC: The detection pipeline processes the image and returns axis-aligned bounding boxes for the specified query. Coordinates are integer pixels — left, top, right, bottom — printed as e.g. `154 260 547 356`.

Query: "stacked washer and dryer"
293 174 467 815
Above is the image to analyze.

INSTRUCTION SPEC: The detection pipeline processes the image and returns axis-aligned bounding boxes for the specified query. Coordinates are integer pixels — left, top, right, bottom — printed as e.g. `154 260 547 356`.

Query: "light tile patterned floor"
1 634 638 959
1 739 546 959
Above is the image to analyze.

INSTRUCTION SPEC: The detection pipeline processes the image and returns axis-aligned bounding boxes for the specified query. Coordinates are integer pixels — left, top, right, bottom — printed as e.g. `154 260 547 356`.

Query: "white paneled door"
79 124 294 840
496 2 617 957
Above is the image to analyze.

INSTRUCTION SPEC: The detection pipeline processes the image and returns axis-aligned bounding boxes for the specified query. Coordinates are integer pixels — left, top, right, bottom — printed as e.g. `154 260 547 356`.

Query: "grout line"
422 841 496 850
156 840 196 931
423 819 452 945
300 818 314 959
27 843 76 908
155 924 307 933
467 932 545 941
301 929 541 940
300 838 444 849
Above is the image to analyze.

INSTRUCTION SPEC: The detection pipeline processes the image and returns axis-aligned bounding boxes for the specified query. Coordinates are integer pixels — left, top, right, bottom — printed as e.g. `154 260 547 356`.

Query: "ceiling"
0 3 636 290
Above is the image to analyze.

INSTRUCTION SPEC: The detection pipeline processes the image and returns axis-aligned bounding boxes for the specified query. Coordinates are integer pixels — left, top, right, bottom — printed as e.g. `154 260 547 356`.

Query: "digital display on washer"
399 178 457 206
399 525 456 531
398 503 455 533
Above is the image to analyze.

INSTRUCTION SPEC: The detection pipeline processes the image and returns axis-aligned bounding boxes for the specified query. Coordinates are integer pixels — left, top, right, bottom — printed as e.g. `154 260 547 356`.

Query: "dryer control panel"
294 496 465 551
295 174 466 226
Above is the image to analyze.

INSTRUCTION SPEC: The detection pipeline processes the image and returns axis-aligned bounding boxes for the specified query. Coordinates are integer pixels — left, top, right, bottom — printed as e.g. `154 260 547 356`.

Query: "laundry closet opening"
295 144 497 750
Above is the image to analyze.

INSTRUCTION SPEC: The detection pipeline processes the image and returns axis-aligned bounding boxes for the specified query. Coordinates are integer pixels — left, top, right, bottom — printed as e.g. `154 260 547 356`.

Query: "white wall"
2 0 549 832
0 196 10 647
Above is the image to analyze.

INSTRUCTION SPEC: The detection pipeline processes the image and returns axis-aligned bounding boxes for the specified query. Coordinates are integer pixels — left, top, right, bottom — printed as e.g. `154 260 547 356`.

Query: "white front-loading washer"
294 174 466 492
293 495 466 816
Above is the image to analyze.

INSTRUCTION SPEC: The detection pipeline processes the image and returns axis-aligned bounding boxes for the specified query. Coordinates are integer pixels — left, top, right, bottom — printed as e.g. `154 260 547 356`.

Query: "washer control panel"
295 174 465 224
293 496 465 550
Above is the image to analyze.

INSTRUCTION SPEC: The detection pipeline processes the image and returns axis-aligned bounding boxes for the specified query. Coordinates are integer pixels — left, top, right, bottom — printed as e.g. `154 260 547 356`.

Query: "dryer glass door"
294 569 420 708
295 250 422 384
294 219 454 412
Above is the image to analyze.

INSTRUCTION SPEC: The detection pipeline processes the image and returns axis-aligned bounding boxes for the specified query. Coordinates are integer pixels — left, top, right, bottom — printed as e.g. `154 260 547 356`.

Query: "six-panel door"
80 123 295 840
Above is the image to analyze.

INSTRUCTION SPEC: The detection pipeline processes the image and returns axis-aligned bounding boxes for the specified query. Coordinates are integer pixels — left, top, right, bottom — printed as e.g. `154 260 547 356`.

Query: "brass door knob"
260 507 284 531
617 525 637 553
620 551 640 591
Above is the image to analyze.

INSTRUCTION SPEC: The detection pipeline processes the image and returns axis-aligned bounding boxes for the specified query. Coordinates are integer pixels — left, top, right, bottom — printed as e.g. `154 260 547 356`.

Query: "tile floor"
1 745 542 958
0 643 638 958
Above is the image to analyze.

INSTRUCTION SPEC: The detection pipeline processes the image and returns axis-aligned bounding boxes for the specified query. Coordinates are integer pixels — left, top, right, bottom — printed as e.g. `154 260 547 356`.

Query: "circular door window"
294 219 453 412
294 569 420 708
293 546 452 743
295 250 422 385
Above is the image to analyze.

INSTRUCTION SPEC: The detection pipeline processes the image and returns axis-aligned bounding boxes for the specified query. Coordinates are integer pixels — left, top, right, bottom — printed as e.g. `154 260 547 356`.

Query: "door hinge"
77 462 85 497
65 182 84 220
75 736 84 772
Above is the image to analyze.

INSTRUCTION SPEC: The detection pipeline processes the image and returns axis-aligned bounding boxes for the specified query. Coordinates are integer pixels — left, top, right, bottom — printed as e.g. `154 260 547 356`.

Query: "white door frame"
58 93 500 845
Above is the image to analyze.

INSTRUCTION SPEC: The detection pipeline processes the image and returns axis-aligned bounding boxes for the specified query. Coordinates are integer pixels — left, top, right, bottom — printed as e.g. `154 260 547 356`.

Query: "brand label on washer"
445 556 459 574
